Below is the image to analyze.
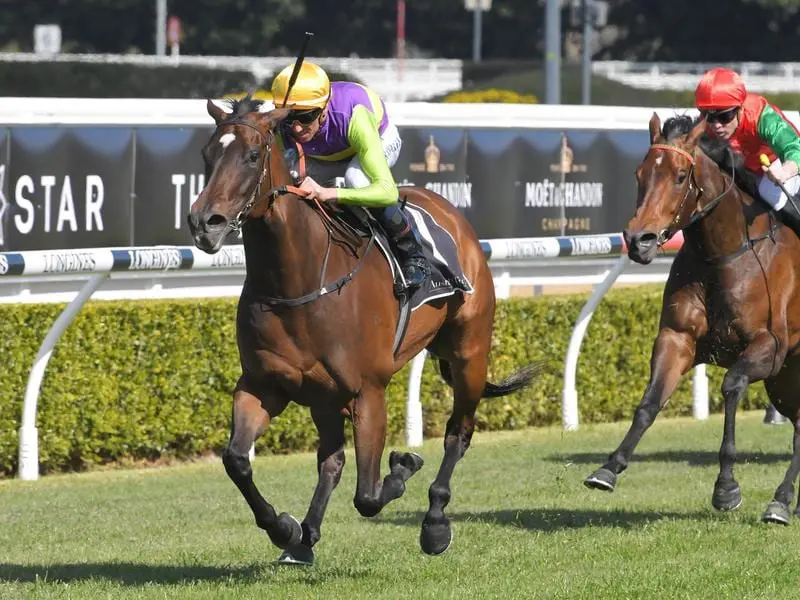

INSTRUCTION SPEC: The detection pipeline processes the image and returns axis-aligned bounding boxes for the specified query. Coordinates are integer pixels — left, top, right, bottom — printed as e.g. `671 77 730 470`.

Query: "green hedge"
0 287 767 477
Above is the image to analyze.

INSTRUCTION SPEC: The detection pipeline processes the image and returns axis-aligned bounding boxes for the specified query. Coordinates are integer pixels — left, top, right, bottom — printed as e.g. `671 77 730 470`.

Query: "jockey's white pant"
758 158 800 210
344 123 402 188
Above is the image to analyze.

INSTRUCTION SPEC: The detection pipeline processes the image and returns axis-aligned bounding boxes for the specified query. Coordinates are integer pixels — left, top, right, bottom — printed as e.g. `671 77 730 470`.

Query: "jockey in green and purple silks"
271 61 429 289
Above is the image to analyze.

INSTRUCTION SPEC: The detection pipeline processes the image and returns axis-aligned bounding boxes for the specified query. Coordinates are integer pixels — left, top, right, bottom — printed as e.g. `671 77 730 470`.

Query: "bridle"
222 118 275 234
647 143 735 244
210 116 377 308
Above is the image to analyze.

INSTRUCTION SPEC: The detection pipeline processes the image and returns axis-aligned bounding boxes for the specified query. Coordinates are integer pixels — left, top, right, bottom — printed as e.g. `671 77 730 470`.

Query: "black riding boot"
370 204 429 289
779 198 800 239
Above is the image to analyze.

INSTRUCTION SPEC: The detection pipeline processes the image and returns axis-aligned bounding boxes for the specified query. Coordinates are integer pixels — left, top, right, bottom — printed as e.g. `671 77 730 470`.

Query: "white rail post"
18 273 109 480
692 364 709 420
562 254 630 431
406 350 427 447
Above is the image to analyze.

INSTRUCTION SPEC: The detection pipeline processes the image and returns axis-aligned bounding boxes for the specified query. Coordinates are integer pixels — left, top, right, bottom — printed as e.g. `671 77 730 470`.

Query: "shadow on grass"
0 561 371 585
0 562 261 585
548 450 791 467
380 507 709 533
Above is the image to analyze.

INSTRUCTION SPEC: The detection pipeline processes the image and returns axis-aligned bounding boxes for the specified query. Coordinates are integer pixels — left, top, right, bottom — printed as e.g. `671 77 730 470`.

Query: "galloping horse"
186 97 540 563
584 113 800 525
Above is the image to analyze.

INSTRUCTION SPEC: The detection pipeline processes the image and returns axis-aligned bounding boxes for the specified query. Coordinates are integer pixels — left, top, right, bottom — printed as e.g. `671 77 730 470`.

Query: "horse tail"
438 359 544 399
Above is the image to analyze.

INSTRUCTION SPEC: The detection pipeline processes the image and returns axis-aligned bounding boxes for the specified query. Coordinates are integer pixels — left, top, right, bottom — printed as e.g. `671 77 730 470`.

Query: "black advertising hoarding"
2 127 134 250
395 126 651 239
0 123 652 251
133 126 215 246
392 126 472 217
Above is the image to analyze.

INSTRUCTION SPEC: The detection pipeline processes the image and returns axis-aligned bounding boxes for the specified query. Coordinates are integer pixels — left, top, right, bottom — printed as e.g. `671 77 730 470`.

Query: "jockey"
697 67 795 426
695 67 800 236
271 61 429 289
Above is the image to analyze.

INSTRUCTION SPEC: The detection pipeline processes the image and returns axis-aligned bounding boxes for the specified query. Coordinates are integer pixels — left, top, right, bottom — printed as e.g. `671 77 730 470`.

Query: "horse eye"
677 171 687 184
247 150 260 165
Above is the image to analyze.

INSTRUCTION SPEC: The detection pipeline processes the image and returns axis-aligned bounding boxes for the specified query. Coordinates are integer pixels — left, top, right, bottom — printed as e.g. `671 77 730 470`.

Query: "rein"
222 118 375 308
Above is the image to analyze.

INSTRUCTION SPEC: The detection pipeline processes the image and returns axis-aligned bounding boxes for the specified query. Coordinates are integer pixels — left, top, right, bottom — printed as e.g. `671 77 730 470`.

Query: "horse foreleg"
420 354 486 556
585 329 695 492
714 332 786 511
351 384 424 519
279 405 347 566
222 381 302 550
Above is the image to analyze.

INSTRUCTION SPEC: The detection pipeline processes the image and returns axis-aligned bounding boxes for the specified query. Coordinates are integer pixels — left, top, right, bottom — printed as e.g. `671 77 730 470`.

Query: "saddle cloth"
369 202 474 311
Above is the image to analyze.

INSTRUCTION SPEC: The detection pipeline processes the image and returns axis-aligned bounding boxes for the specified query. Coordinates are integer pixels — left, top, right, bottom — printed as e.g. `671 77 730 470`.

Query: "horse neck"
241 156 329 295
688 152 753 262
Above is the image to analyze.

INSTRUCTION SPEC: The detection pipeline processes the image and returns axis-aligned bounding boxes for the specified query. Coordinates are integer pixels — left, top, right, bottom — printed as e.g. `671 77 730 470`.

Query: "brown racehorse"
584 113 800 525
186 97 540 563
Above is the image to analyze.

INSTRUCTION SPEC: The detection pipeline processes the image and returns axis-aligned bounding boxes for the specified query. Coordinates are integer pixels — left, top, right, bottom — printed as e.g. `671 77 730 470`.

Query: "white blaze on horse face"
655 155 664 166
219 133 236 150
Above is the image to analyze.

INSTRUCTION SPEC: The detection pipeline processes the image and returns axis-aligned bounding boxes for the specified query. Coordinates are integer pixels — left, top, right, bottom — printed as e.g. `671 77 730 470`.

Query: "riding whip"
281 31 315 108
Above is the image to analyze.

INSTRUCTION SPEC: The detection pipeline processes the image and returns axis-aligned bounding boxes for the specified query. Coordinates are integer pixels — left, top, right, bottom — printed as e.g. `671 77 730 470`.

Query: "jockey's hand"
762 159 799 185
299 176 337 203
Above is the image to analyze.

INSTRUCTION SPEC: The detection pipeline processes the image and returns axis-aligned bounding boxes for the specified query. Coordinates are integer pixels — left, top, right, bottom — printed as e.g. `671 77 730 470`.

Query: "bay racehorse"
186 97 540 563
584 113 800 525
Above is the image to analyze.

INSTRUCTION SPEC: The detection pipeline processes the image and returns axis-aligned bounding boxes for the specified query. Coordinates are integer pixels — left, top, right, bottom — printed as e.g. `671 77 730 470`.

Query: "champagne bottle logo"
424 135 441 173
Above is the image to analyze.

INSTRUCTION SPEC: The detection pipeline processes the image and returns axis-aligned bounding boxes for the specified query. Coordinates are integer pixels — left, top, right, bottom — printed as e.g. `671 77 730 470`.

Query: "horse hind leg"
223 381 302 551
761 370 800 525
279 405 347 566
351 383 425 519
419 351 488 557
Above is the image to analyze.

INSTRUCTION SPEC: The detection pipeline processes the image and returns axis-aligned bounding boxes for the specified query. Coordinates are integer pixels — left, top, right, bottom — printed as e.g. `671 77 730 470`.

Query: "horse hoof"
762 501 791 526
268 513 303 549
712 483 742 512
390 450 425 475
277 543 315 566
584 468 617 492
420 518 452 556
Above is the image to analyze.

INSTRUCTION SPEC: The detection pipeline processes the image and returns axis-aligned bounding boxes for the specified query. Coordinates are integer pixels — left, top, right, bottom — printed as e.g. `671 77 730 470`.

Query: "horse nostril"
206 213 228 229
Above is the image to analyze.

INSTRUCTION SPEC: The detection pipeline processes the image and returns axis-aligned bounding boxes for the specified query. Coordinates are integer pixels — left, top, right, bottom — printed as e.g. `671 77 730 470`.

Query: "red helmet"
695 68 747 110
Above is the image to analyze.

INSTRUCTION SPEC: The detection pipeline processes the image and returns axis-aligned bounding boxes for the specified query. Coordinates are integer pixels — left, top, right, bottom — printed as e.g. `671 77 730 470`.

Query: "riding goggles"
288 108 322 126
702 107 739 125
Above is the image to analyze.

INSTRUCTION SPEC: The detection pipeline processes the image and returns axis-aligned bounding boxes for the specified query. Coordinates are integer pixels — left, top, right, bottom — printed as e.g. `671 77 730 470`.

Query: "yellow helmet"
271 61 331 110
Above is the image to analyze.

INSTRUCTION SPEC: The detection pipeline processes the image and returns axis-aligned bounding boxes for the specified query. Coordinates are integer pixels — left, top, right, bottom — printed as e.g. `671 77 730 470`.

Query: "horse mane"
661 115 761 201
222 95 265 119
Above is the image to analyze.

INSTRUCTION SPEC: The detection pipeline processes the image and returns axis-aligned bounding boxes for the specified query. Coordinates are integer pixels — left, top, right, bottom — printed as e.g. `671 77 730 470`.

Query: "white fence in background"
3 234 694 480
594 60 800 93
0 53 463 102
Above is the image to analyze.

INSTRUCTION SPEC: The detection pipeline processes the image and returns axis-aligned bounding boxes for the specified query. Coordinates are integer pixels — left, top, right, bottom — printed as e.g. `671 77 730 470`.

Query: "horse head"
187 96 292 254
625 112 708 264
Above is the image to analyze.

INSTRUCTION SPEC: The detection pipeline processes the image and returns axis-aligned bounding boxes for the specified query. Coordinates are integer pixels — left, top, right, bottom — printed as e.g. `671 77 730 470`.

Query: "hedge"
0 287 767 477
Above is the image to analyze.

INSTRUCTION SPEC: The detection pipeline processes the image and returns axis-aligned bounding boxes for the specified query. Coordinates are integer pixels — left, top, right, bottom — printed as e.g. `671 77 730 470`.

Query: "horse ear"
255 107 291 130
648 112 661 144
687 115 707 147
207 99 230 125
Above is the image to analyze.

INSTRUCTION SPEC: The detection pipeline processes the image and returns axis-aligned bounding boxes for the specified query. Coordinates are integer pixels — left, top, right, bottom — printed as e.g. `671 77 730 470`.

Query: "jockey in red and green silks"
695 68 800 230
696 67 799 426
271 61 429 289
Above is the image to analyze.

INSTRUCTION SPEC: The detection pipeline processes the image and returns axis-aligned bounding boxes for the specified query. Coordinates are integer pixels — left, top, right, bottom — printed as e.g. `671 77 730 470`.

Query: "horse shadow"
0 562 261 585
379 507 712 533
547 450 791 467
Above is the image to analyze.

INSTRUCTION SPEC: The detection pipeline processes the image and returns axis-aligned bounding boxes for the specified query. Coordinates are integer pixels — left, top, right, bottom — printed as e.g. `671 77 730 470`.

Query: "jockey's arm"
758 105 800 176
333 106 398 207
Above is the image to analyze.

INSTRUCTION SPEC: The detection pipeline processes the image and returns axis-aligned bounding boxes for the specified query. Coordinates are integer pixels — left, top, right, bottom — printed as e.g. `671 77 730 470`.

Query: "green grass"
2 411 800 599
